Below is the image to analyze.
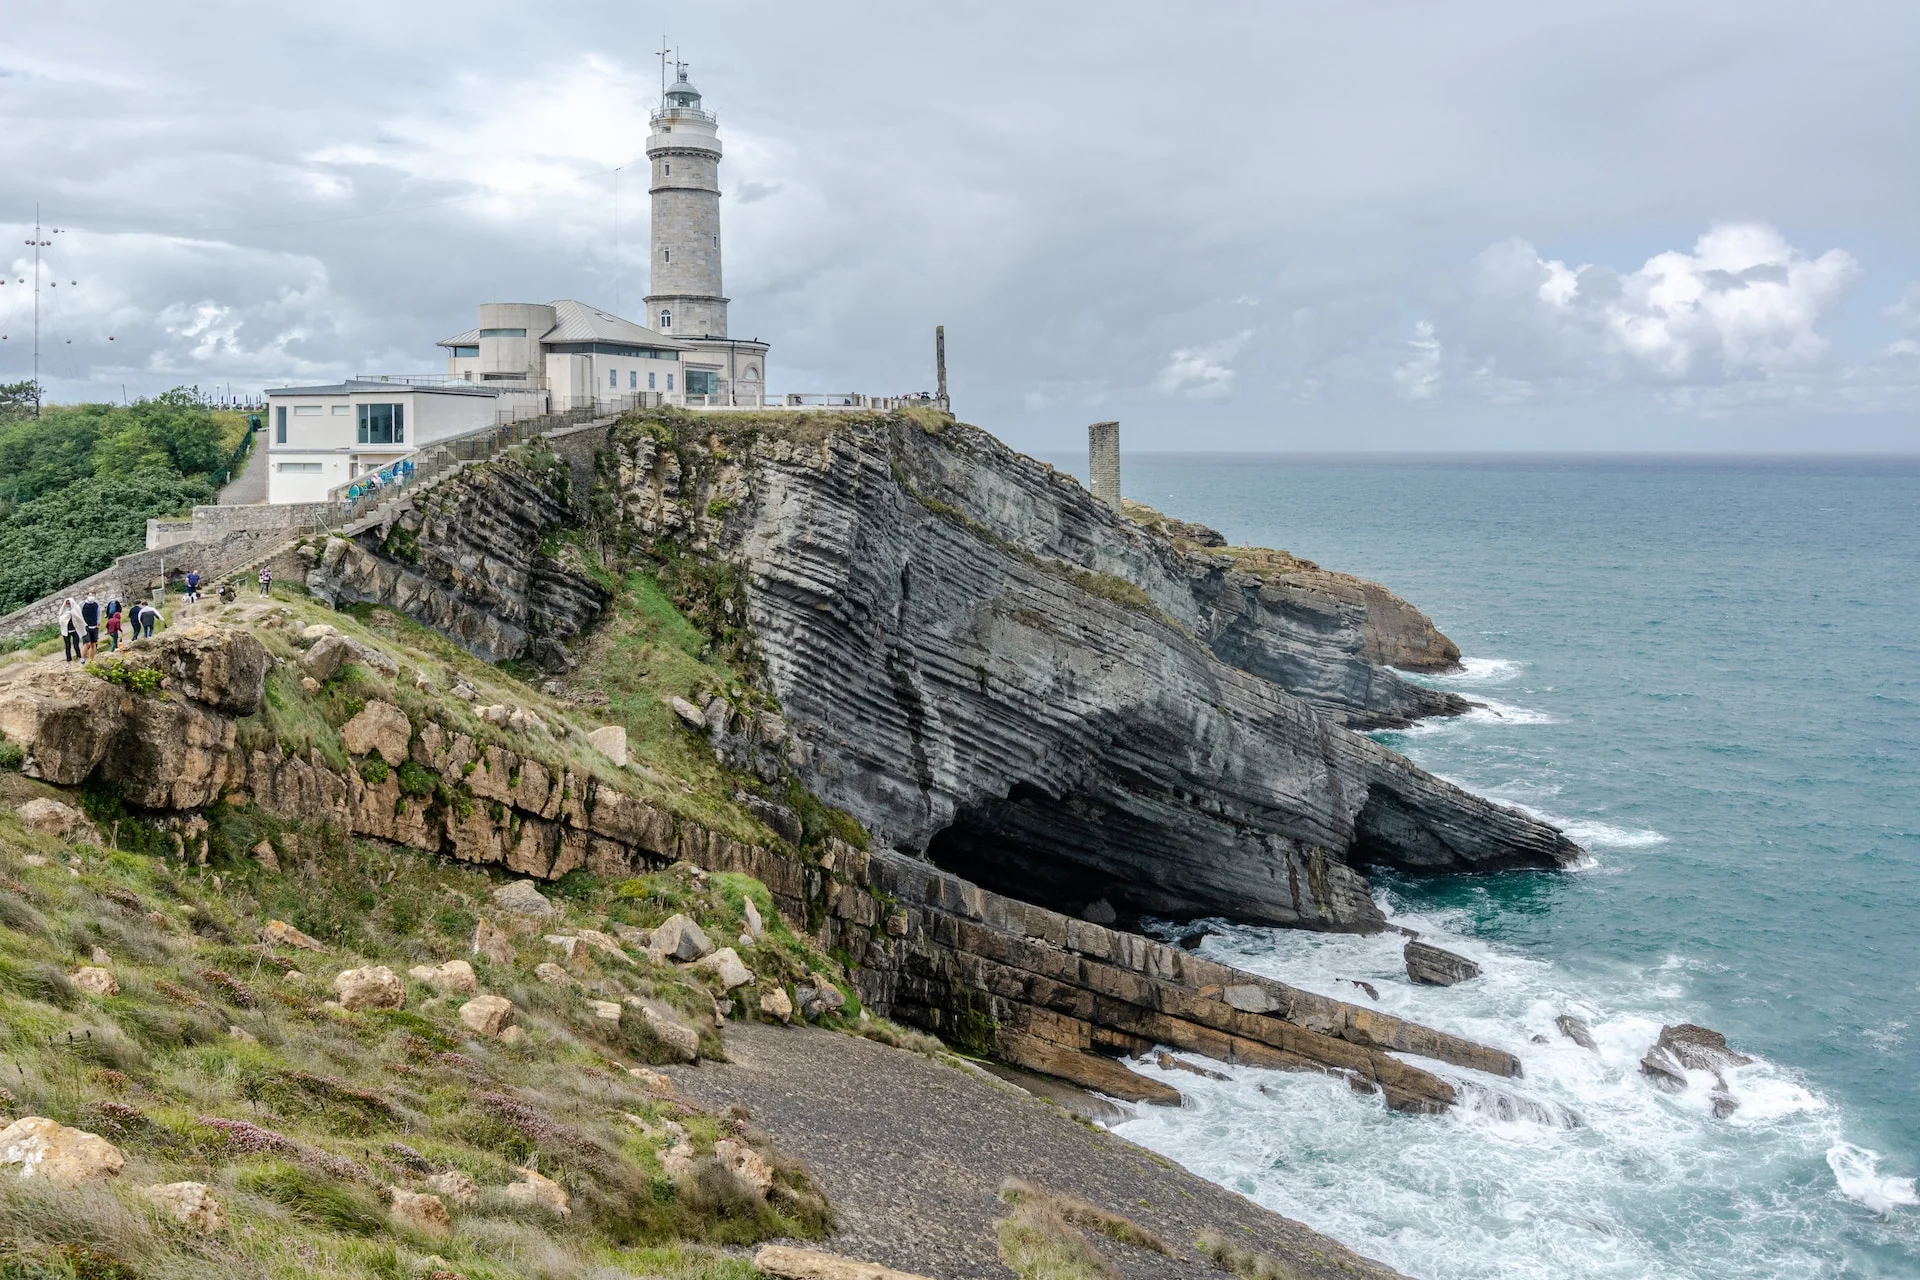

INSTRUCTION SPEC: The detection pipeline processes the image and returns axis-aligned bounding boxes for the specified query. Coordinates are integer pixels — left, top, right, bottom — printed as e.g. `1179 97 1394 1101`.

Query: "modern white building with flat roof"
260 380 543 504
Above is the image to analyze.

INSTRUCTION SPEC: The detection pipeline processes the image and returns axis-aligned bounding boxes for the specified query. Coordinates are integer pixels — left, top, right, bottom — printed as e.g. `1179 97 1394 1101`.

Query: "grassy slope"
0 572 915 1280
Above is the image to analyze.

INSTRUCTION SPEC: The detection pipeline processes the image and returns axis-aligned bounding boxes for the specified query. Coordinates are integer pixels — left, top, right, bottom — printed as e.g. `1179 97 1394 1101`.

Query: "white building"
436 299 694 406
260 380 542 504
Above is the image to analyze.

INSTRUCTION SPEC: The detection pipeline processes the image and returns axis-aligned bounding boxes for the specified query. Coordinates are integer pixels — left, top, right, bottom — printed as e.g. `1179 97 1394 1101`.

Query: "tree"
0 468 216 614
0 381 38 423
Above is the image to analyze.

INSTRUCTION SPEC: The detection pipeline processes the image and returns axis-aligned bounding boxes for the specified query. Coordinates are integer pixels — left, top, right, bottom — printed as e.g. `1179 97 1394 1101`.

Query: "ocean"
1071 453 1920 1279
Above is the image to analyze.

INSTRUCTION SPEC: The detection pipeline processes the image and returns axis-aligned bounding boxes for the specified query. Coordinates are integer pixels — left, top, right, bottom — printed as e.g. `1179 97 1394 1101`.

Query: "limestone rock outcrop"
143 1181 227 1233
1404 939 1481 986
595 414 1578 930
332 965 405 1011
752 1245 933 1280
459 994 517 1038
0 1116 124 1183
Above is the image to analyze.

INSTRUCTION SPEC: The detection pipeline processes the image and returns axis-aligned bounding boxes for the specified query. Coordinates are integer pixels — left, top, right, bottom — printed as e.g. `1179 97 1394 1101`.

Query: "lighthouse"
645 62 768 404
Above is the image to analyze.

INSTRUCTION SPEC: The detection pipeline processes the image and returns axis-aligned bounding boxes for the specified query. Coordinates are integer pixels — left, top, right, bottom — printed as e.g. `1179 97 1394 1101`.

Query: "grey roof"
264 380 506 398
436 302 687 351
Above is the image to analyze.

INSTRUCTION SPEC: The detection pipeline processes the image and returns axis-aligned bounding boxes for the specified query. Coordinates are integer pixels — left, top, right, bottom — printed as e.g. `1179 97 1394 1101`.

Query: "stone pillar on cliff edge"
1089 421 1121 510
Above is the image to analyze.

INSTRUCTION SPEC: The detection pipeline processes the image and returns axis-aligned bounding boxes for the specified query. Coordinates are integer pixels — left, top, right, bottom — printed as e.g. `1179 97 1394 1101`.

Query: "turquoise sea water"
1077 454 1920 1279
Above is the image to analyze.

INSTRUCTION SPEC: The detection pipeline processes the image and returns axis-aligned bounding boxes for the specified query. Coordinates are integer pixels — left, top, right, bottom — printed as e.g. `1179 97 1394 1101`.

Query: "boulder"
742 897 764 940
669 696 705 729
627 1066 674 1092
0 1117 124 1183
692 947 754 991
1404 939 1481 986
407 960 478 995
648 913 713 963
341 699 412 767
628 998 700 1062
491 880 555 917
263 919 327 952
587 725 628 766
714 1138 775 1197
760 987 794 1024
142 1181 226 1234
388 1188 451 1237
250 840 280 872
127 625 270 714
534 962 575 987
544 935 584 963
1556 1015 1598 1050
423 1169 478 1208
346 640 400 678
332 965 405 1011
301 633 351 681
1657 1023 1753 1073
751 1245 934 1280
609 923 652 949
15 797 98 842
297 623 340 647
1639 1045 1689 1093
298 676 322 695
458 995 516 1038
478 704 512 726
573 928 634 964
71 966 119 997
797 974 847 1019
1079 898 1118 926
0 664 123 785
504 1167 570 1216
471 916 514 965
589 1000 623 1023
1711 1089 1740 1119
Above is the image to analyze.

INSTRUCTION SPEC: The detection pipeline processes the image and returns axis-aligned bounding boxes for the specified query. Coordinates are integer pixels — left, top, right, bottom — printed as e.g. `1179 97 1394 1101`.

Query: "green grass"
0 793 843 1280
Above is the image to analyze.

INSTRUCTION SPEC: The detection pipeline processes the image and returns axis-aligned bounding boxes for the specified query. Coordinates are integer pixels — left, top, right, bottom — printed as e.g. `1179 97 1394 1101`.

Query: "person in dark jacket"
80 594 101 660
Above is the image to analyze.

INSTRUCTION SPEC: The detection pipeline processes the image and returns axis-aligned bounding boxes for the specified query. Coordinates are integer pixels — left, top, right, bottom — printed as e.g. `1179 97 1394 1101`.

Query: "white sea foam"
1445 656 1525 683
1550 817 1669 849
1116 903 1906 1279
1828 1143 1920 1213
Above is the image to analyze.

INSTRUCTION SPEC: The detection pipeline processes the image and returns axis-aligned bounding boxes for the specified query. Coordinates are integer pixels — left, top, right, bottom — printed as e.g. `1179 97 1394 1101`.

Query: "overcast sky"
3 1 1916 451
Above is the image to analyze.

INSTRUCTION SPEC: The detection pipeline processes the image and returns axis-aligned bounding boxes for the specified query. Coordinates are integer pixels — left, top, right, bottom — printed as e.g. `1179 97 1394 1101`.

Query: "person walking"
58 598 81 662
103 606 122 652
80 593 101 660
257 565 273 597
137 601 161 639
185 570 200 602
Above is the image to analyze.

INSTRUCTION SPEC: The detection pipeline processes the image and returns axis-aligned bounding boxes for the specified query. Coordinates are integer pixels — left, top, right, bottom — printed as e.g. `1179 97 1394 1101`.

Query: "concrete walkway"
217 436 267 505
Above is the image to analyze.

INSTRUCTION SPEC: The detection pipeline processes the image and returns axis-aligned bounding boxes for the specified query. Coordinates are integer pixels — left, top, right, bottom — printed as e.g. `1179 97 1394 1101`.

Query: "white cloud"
1392 320 1442 399
1462 224 1859 386
1155 329 1252 399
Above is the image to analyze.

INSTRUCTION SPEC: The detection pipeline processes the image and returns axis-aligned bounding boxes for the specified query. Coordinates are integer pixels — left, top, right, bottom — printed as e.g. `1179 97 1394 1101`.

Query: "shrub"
83 659 162 695
0 736 21 772
358 756 390 785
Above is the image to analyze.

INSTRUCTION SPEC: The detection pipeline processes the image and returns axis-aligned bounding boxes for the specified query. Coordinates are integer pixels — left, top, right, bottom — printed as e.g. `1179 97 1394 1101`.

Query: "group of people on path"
50 564 273 663
58 592 159 661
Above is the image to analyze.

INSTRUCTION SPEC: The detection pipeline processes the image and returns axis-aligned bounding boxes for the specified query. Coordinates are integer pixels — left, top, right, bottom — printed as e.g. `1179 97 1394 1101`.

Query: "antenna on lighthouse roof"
656 37 671 107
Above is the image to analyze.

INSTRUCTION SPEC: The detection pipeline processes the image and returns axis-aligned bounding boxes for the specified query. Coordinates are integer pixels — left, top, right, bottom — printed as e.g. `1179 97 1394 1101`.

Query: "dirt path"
666 1021 1402 1280
217 436 267 504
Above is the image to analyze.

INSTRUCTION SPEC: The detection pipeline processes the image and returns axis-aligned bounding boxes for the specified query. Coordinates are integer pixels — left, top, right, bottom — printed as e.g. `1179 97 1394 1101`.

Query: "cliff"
583 411 1578 931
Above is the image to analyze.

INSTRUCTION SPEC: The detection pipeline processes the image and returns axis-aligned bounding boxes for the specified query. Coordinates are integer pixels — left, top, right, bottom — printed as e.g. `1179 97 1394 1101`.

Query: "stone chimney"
1088 421 1121 510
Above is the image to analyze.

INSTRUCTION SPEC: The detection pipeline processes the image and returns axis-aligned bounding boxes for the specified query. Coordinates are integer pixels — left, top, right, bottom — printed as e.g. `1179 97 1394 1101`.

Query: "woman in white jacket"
58 599 81 662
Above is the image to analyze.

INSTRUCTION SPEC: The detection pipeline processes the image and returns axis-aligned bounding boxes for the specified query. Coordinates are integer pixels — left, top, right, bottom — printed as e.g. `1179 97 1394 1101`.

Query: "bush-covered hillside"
0 384 251 614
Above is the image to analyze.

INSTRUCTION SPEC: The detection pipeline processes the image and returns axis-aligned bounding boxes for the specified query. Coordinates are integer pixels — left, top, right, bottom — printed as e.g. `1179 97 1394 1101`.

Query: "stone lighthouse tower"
644 62 768 402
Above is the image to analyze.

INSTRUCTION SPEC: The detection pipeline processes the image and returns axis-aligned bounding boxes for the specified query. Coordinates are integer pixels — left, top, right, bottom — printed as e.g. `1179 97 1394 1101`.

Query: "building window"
687 369 720 397
667 374 674 391
357 403 405 445
629 370 637 389
331 404 350 415
663 247 670 263
712 234 718 247
648 372 656 390
664 163 671 176
660 310 672 329
293 404 322 416
451 345 479 358
478 328 526 338
743 365 759 380
276 462 322 473
609 368 618 388
275 406 286 444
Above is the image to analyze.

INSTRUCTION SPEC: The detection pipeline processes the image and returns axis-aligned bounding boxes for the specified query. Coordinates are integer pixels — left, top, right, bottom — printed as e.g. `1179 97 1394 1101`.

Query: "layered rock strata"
596 414 1579 930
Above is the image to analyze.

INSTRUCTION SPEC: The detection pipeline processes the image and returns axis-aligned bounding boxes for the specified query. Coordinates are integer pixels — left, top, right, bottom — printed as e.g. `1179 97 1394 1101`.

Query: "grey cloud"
1 0 1916 448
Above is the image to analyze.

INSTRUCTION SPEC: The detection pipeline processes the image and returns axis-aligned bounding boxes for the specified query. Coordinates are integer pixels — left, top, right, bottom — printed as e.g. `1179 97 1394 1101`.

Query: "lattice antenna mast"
26 204 56 417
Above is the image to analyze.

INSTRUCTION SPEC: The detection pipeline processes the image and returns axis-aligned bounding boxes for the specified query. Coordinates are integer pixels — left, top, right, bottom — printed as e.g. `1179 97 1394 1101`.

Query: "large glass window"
686 369 720 397
648 372 656 390
609 368 618 388
275 406 286 443
659 310 672 329
356 403 405 445
478 328 526 338
451 345 479 357
629 370 637 389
